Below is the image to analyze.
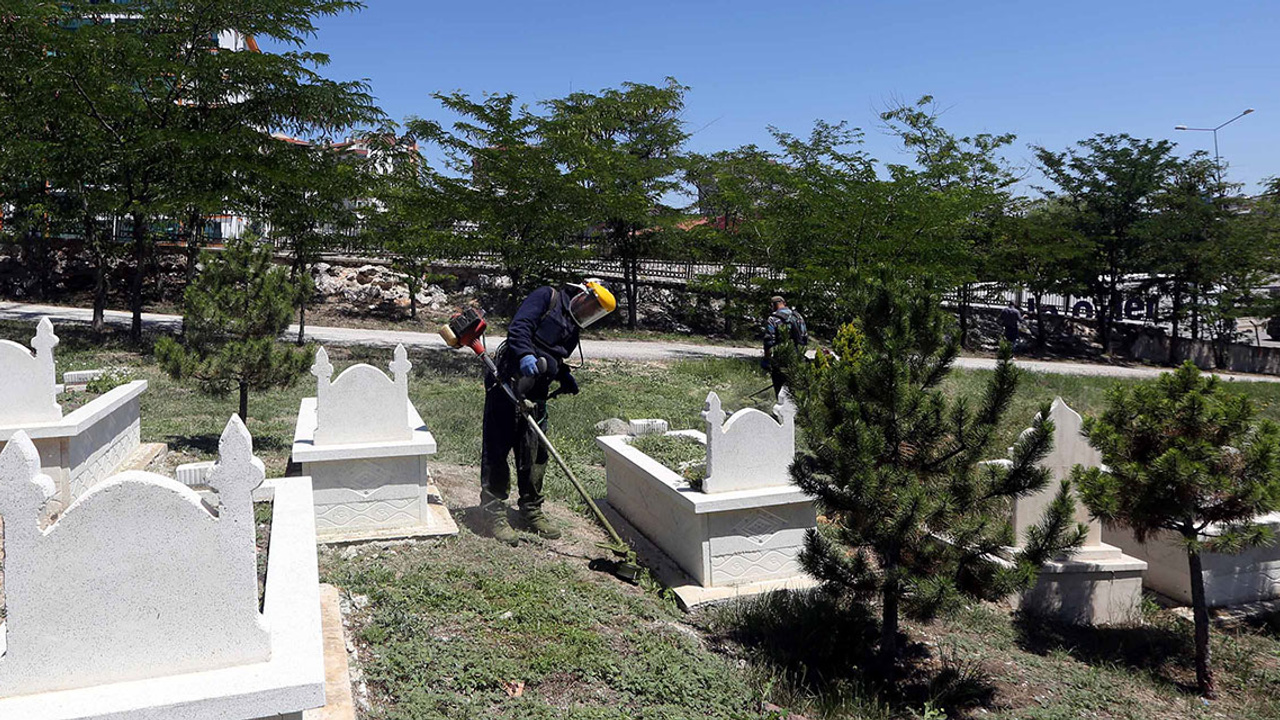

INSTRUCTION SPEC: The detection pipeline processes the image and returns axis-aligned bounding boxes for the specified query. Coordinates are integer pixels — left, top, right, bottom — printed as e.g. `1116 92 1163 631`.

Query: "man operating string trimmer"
478 279 616 545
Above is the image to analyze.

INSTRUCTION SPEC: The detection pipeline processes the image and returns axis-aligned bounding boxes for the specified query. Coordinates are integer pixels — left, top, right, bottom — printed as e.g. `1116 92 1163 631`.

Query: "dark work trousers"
480 378 549 514
771 365 788 399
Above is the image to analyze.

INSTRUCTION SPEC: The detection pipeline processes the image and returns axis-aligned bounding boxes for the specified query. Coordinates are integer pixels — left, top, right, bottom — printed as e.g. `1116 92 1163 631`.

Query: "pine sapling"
782 282 1085 674
1074 362 1280 697
156 234 312 422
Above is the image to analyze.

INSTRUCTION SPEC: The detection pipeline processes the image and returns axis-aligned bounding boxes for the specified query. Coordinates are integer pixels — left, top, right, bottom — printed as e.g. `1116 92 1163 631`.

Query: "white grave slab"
1002 398 1146 625
0 416 327 719
600 391 816 604
0 320 147 517
291 345 456 542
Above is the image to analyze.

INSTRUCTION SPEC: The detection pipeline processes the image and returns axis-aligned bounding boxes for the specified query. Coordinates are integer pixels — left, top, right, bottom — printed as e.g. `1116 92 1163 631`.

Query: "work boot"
485 508 519 546
521 508 561 540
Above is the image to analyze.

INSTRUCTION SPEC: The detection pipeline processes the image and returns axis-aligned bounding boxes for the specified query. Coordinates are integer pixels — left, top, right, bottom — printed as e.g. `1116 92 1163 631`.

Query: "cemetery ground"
8 320 1280 719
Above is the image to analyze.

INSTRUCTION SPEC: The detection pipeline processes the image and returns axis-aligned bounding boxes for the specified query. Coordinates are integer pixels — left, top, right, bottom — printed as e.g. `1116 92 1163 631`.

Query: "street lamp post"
1174 108 1255 186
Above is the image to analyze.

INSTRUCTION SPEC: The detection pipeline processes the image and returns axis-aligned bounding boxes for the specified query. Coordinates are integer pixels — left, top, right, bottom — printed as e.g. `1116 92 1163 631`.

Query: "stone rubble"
311 262 447 313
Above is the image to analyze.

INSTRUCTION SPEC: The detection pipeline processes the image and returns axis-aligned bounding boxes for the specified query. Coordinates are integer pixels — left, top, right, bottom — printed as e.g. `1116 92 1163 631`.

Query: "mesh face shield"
569 288 612 328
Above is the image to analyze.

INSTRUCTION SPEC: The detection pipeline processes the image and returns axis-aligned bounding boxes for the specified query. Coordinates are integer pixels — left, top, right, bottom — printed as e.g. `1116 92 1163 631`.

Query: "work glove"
519 354 540 377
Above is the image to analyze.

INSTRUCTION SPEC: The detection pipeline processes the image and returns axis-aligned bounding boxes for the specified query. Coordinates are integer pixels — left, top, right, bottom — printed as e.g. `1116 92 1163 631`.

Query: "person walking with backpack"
762 295 808 398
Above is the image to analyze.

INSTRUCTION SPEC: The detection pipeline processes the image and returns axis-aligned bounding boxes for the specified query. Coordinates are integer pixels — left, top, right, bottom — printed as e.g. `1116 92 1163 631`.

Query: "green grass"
629 433 705 471
11 318 1280 719
322 534 771 720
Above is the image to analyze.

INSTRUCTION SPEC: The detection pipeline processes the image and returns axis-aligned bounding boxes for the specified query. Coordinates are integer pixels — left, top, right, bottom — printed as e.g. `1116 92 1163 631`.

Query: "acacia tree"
156 234 311 422
1033 134 1176 354
993 199 1088 349
729 121 885 331
410 93 582 306
880 96 1020 347
782 280 1085 671
1074 364 1280 697
254 137 377 343
543 79 690 328
19 0 381 343
0 7 119 317
365 156 458 320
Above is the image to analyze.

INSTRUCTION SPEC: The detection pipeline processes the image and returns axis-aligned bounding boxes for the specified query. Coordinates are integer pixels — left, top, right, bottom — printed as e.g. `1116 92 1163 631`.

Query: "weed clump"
630 433 707 490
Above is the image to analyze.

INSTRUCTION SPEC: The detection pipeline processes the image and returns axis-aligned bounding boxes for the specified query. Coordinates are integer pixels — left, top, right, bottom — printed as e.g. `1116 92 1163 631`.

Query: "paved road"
3 301 1278 383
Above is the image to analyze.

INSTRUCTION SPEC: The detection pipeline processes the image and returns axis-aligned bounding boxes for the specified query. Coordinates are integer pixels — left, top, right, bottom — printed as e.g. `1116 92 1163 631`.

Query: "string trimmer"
440 307 642 583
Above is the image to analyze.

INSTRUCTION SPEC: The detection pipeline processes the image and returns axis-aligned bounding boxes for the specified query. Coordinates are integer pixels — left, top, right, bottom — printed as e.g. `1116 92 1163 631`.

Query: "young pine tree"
1074 363 1280 697
156 235 311 422
781 282 1085 672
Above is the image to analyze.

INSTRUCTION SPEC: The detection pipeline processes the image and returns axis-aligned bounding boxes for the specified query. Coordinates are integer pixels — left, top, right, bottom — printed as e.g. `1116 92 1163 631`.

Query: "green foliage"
542 79 690 328
85 366 134 395
783 280 1084 668
1033 134 1177 350
155 235 311 421
1074 362 1280 695
409 92 584 303
3 0 383 339
362 147 459 319
1075 362 1280 547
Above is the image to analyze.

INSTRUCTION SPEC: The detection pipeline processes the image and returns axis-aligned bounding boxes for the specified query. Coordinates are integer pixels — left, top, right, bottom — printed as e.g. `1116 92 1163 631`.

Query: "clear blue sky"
281 0 1278 194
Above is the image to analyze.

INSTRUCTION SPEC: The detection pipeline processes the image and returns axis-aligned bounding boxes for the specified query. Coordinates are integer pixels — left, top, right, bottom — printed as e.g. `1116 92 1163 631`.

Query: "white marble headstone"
0 415 271 697
700 389 797 493
1011 397 1104 548
312 344 413 445
0 318 61 425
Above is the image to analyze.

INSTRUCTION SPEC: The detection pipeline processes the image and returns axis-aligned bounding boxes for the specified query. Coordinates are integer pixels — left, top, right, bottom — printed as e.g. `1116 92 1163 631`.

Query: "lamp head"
1174 125 1188 131
1244 108 1255 115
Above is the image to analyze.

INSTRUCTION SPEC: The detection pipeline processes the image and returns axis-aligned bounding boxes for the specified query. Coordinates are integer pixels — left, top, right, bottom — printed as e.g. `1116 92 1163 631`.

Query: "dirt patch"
431 461 630 572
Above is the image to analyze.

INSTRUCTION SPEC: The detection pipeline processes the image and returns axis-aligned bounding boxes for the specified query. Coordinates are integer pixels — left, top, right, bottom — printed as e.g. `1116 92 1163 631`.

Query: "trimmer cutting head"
440 307 488 355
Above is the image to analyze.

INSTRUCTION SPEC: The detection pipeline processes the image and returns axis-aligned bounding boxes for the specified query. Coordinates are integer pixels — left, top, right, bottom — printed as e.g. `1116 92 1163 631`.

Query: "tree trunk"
238 381 249 423
129 212 149 344
1170 287 1183 366
185 209 203 285
625 257 639 330
35 231 51 302
958 283 972 349
1103 278 1119 356
88 221 107 333
1191 287 1201 341
1187 546 1215 697
292 257 307 346
1034 291 1046 349
879 563 901 674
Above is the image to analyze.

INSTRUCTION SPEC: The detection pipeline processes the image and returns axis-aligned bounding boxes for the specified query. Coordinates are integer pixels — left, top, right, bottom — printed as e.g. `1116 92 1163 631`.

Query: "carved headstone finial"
206 414 264 499
0 430 57 530
32 317 59 354
33 317 60 396
311 346 334 385
390 344 411 386
701 391 725 436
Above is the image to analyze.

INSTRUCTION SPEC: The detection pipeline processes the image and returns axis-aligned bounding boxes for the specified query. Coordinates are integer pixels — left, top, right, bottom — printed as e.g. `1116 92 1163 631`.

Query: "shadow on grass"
705 589 998 718
0 318 167 356
167 432 291 457
1013 610 1196 694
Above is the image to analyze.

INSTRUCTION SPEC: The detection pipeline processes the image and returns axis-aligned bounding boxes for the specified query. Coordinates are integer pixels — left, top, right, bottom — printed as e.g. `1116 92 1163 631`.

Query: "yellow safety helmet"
568 279 616 328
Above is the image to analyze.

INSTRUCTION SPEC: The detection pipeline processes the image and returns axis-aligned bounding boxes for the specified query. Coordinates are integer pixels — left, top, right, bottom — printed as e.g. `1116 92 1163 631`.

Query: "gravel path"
3 301 1277 383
